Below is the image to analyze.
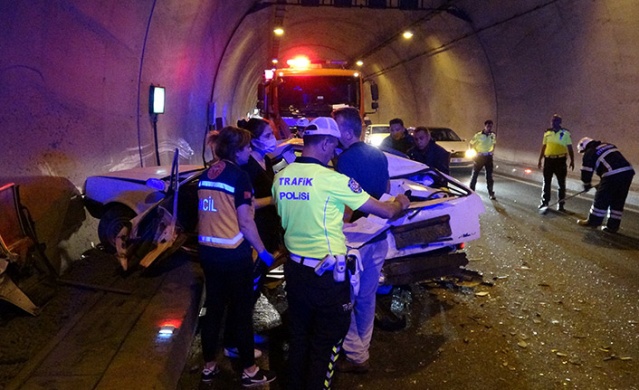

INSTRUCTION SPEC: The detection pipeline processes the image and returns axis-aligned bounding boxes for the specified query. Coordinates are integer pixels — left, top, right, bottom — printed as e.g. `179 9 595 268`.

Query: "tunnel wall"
362 0 639 171
1 0 252 263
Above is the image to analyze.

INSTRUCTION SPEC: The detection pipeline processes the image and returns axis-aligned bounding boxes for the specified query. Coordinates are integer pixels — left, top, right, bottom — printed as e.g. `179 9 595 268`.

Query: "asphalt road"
179 170 639 389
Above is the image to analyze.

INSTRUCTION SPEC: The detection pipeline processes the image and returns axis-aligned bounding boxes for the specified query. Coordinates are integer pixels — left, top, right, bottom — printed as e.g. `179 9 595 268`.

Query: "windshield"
428 128 462 142
277 75 360 117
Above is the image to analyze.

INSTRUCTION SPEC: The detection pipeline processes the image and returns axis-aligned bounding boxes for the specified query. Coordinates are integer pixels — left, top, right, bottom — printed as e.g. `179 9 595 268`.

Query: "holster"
346 249 363 295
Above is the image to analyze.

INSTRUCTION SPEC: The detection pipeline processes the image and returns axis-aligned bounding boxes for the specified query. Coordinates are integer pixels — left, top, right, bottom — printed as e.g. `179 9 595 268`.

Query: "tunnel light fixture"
402 30 414 39
356 60 364 67
149 85 165 114
149 84 165 166
273 27 284 36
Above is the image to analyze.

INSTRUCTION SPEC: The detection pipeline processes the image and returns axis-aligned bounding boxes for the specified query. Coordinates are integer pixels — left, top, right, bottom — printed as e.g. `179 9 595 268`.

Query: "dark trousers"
199 241 255 369
541 157 567 205
223 257 268 349
588 171 634 229
469 154 494 193
284 259 352 390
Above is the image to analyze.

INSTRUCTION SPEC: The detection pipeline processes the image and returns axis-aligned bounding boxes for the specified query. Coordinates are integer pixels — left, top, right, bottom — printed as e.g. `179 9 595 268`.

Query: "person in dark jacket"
407 126 450 175
379 118 414 155
576 137 635 233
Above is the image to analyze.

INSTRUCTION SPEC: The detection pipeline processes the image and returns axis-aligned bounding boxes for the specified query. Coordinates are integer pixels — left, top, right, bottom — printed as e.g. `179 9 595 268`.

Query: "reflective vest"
198 160 253 249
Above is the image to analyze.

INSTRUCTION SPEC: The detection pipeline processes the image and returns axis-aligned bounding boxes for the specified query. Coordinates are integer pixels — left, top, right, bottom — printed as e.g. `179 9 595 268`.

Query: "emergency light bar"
287 56 311 69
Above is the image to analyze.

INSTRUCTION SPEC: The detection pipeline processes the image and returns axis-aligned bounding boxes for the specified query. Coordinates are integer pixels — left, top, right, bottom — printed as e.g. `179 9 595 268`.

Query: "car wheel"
98 205 136 252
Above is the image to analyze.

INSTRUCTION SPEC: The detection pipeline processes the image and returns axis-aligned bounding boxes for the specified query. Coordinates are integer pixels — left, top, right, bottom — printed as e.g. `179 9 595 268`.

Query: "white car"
426 127 475 169
273 141 485 285
83 147 485 278
83 156 203 258
347 152 484 285
364 124 390 147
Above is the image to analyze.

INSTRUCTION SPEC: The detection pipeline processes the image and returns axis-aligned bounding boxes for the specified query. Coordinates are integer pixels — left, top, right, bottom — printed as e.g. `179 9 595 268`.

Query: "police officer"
469 120 497 199
537 114 575 211
576 137 635 233
272 117 409 390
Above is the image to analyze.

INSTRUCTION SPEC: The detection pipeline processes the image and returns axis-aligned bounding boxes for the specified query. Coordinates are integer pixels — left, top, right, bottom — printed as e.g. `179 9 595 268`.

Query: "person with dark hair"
379 117 414 155
197 126 277 387
537 114 575 211
576 137 635 233
407 126 451 175
238 118 282 253
469 120 497 199
272 117 410 390
333 107 390 373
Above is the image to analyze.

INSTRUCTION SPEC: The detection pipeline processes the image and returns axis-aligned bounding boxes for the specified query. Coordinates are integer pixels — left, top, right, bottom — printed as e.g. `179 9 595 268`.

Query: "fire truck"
258 56 378 131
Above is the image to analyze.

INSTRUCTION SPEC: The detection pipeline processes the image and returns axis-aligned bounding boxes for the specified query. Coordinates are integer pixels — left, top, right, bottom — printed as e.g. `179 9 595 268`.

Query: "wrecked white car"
83 151 201 269
83 145 484 277
348 152 483 285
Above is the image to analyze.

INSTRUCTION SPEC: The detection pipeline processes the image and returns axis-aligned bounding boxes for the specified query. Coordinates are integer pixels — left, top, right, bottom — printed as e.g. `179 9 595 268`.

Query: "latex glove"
258 250 275 267
583 183 592 192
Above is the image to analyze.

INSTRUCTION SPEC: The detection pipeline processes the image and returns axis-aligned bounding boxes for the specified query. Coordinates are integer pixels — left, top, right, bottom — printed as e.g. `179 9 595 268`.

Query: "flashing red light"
286 56 311 69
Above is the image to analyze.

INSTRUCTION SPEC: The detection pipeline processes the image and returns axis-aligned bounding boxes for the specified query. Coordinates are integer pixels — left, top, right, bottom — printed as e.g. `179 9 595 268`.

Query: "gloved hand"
258 250 275 267
583 183 592 192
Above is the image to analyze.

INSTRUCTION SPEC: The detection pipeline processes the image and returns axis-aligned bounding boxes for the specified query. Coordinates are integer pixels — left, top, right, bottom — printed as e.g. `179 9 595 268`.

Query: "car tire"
98 205 136 253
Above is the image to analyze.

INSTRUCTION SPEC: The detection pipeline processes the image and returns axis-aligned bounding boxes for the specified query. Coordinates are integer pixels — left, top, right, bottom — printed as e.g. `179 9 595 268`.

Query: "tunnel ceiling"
260 1 456 73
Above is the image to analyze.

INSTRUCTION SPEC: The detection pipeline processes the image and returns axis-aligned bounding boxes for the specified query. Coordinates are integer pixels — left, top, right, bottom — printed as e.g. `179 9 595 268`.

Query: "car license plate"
451 158 463 163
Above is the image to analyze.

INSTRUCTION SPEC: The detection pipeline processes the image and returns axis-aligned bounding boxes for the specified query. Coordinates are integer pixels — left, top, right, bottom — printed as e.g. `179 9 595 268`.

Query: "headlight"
465 149 477 159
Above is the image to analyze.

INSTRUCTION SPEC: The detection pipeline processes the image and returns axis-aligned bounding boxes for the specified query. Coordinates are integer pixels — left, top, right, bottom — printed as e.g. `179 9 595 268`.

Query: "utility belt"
290 252 361 288
545 154 567 159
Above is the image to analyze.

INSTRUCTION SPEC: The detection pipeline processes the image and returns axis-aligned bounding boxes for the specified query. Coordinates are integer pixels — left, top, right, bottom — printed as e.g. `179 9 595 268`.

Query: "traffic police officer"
537 114 575 211
272 117 409 390
576 137 635 233
469 119 497 199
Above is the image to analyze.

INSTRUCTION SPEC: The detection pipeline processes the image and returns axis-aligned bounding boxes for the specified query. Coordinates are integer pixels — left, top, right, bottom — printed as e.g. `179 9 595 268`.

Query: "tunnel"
2 0 639 267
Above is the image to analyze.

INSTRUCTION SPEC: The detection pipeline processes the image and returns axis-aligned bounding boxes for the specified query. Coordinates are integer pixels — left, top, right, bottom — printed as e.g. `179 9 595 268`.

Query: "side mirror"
370 83 379 101
146 178 167 192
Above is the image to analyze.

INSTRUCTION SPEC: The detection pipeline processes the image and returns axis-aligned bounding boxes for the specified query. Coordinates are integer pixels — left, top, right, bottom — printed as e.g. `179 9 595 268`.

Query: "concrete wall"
2 0 639 265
